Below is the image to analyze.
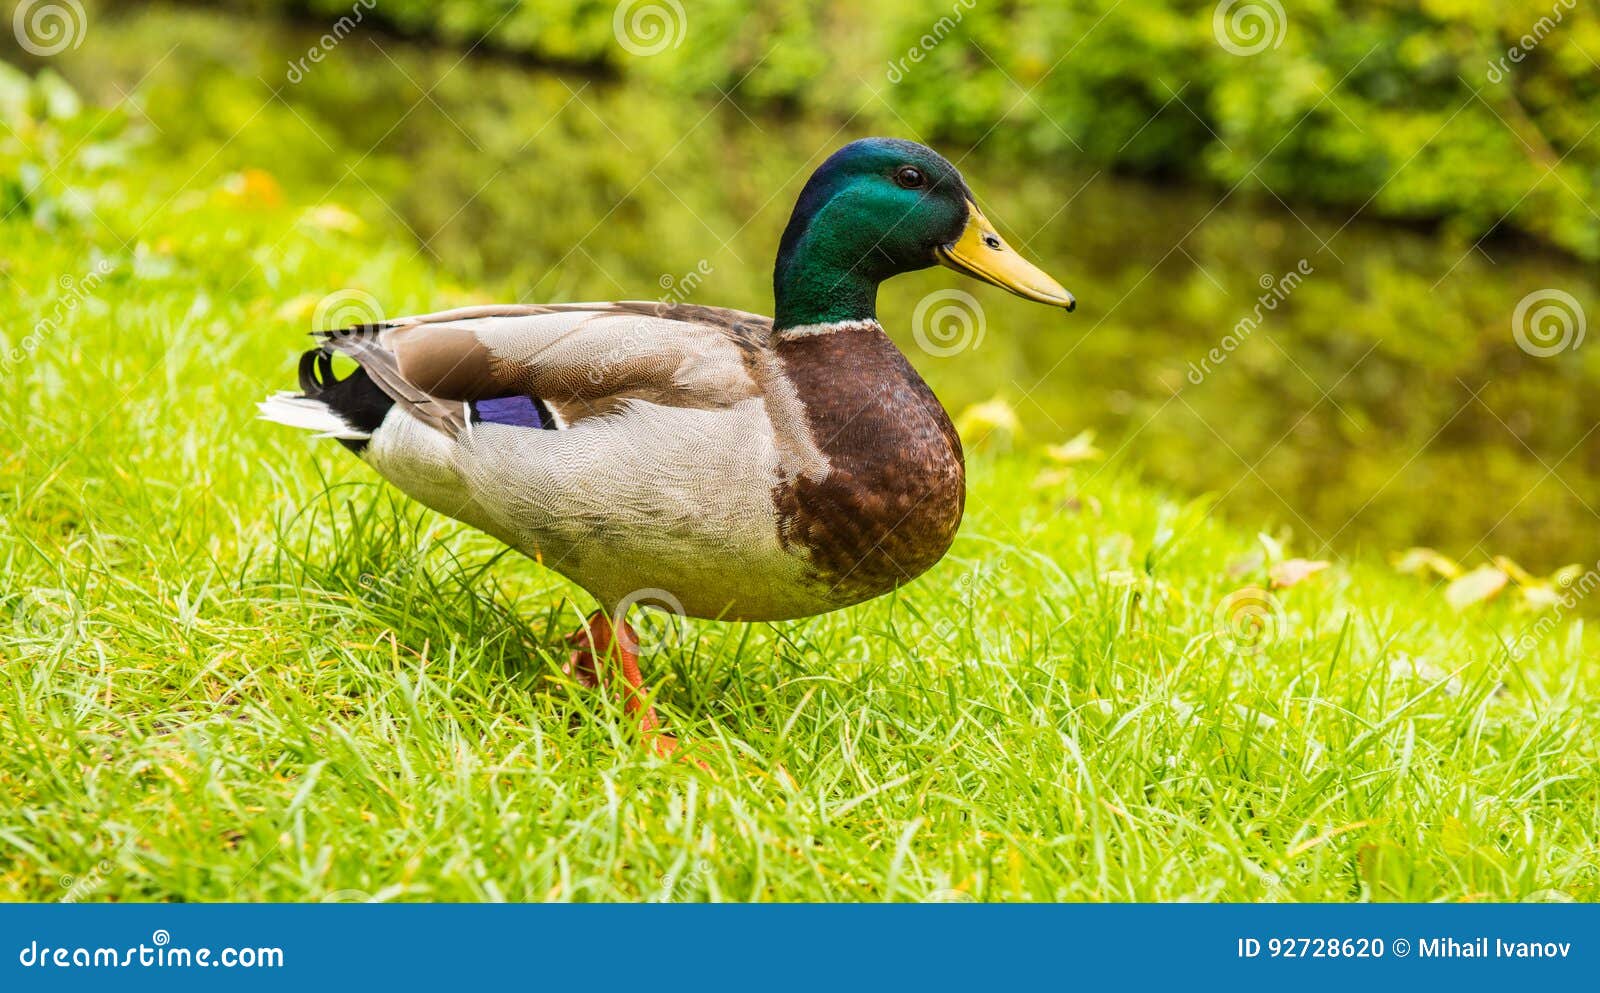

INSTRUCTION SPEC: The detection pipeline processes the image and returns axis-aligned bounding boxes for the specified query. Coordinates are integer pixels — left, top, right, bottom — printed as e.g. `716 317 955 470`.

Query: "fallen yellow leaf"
1045 429 1102 465
303 204 364 233
1270 558 1330 589
274 293 322 323
1444 566 1508 610
1491 555 1538 586
1519 584 1564 613
954 397 1022 444
1393 547 1462 579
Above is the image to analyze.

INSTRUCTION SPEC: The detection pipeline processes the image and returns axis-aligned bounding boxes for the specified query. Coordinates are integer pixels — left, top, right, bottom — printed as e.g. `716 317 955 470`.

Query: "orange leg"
565 608 680 759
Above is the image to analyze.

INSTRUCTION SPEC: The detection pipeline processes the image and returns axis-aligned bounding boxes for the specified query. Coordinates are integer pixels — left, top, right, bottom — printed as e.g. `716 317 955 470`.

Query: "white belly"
371 398 838 621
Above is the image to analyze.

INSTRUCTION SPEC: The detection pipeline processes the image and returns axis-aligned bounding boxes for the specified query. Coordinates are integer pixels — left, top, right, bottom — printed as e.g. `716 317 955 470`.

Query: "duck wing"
311 301 776 436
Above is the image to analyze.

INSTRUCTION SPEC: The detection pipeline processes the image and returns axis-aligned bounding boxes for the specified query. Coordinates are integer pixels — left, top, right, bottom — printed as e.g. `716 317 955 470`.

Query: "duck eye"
893 166 926 190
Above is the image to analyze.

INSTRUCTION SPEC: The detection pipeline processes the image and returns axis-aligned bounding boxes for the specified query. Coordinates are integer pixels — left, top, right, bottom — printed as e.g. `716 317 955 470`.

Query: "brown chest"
772 325 966 606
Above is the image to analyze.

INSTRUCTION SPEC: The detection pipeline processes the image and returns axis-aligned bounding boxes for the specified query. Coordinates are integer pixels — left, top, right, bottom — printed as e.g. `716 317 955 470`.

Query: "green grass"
3 68 1599 903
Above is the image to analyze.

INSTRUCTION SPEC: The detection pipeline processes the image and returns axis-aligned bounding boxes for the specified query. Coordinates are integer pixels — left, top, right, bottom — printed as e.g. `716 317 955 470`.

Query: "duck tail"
257 345 395 454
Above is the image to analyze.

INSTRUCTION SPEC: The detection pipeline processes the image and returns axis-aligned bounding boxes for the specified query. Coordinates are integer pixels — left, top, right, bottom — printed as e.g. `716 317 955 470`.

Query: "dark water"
33 5 1600 571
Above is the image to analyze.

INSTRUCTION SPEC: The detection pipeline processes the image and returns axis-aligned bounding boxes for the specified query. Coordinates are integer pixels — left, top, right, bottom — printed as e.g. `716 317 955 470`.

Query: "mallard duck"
261 138 1074 757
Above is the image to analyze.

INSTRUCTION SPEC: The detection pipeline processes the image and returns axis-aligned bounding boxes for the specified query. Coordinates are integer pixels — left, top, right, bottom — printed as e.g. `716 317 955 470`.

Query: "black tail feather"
297 345 395 454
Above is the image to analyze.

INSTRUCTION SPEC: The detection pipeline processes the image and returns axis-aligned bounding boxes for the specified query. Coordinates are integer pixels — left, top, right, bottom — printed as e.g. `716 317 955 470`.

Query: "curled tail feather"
257 341 398 454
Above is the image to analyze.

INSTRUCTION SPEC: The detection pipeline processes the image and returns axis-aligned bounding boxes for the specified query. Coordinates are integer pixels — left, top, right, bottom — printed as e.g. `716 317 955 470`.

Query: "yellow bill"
935 199 1075 311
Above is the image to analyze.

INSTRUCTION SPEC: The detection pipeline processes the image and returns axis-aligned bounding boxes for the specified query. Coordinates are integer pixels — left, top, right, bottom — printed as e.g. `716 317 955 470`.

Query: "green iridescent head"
772 137 1074 330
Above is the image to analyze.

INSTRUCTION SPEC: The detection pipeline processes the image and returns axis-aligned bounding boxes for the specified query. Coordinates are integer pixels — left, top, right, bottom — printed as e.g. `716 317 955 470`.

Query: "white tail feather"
257 393 370 440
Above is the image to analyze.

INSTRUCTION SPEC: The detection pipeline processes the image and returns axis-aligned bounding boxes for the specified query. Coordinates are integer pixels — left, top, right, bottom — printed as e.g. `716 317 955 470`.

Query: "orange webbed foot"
561 607 708 767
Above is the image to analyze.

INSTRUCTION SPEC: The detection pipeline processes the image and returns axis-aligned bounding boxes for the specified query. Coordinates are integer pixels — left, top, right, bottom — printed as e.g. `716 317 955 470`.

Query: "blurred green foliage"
10 4 1599 571
229 0 1600 259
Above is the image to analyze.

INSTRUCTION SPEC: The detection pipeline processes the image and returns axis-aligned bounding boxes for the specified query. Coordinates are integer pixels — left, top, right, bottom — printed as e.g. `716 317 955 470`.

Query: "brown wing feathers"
308 327 467 436
300 302 776 442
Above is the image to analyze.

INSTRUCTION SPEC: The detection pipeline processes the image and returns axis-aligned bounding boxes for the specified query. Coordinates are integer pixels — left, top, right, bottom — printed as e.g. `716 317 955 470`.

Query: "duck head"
772 137 1074 331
